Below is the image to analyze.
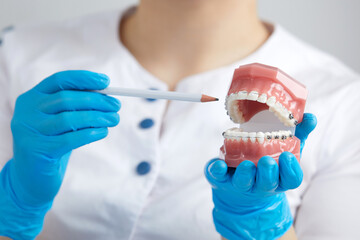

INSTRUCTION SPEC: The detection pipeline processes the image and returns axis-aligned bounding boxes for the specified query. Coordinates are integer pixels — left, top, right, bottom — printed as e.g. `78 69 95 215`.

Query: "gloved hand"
0 70 120 240
205 113 317 240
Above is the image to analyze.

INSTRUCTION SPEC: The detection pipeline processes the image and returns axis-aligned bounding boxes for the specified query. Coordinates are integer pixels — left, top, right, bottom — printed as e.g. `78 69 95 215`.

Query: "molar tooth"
266 96 276 107
285 121 292 127
281 110 290 120
280 131 288 140
257 93 267 103
288 119 298 127
247 91 259 101
272 131 280 140
265 132 272 140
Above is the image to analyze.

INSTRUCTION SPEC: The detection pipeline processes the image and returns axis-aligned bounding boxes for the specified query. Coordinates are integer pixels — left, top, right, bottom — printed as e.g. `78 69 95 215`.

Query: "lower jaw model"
220 63 307 167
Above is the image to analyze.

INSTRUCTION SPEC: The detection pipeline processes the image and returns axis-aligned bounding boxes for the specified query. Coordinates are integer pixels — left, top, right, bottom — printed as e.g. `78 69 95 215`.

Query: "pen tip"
201 94 219 103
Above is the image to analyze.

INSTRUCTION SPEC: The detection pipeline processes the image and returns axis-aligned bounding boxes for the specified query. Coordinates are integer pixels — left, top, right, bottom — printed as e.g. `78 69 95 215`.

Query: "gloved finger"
39 91 121 114
295 113 317 143
254 156 279 192
38 111 119 136
278 152 303 191
232 160 256 192
35 70 110 94
204 159 229 185
52 127 109 158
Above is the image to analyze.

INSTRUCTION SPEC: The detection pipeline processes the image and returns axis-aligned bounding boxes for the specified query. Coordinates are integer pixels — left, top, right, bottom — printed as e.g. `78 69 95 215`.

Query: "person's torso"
1 7 359 240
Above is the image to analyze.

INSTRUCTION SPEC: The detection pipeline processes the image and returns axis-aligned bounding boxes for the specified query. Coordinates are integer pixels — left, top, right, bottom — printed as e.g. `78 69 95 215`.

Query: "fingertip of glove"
279 151 294 161
258 156 277 168
236 160 256 174
97 73 110 86
209 160 227 176
299 113 317 131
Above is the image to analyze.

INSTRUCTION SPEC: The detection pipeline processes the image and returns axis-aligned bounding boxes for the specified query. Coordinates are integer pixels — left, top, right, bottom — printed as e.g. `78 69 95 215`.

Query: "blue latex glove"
205 113 317 240
0 70 120 240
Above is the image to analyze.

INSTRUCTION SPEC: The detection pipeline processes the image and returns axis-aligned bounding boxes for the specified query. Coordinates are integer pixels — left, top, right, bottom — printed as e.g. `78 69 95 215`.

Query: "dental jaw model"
220 63 307 167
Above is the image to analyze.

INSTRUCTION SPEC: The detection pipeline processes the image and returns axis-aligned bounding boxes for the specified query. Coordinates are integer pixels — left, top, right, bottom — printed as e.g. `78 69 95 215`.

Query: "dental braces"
223 129 294 143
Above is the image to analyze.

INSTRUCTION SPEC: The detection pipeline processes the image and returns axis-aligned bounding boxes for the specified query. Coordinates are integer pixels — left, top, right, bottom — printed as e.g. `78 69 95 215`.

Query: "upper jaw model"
220 63 307 167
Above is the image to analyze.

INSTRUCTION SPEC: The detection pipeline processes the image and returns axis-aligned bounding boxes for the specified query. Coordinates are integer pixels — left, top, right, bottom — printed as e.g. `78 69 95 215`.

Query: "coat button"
145 88 158 102
136 161 151 175
139 118 155 129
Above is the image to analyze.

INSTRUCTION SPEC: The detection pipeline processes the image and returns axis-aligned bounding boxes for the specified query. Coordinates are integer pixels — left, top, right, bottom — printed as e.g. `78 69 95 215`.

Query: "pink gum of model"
221 63 307 167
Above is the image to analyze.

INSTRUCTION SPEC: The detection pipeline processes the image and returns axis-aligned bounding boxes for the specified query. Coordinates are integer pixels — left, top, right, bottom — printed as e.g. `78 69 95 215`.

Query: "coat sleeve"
295 81 360 239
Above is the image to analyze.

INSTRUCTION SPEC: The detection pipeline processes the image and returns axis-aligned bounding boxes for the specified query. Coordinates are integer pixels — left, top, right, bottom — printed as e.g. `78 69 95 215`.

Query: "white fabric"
0 7 360 240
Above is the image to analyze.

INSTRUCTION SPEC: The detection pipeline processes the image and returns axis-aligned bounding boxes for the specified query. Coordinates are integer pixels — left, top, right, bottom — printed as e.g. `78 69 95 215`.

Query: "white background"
1 0 359 72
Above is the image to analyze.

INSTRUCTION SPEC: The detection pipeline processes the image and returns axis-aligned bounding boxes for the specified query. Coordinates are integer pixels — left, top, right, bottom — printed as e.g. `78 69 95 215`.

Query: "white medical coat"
0 6 360 240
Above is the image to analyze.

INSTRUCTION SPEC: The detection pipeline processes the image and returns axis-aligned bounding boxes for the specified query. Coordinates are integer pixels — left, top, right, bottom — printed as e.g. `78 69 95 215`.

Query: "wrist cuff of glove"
213 194 293 240
0 161 52 240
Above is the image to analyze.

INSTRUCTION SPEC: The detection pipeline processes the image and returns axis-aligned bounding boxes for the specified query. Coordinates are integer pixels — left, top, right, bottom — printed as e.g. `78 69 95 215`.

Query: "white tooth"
281 110 289 120
224 127 239 138
256 132 265 144
241 133 248 142
285 122 293 127
275 102 283 112
265 132 272 140
266 96 276 107
249 132 256 143
256 132 265 138
237 91 248 100
241 132 249 142
257 93 267 103
247 91 259 101
269 106 275 112
289 131 294 138
280 131 288 140
249 132 257 138
242 132 249 138
272 131 280 139
289 119 297 126
278 116 286 125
